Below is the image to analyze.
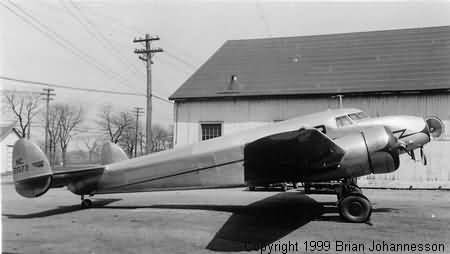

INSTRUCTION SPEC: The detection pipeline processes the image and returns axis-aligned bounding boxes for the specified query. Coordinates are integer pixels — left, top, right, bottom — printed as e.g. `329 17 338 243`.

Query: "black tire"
81 199 92 209
248 186 256 191
339 195 372 223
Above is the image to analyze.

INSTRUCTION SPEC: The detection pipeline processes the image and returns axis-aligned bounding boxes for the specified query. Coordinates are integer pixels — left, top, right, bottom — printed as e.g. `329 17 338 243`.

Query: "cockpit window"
348 112 369 121
336 115 353 128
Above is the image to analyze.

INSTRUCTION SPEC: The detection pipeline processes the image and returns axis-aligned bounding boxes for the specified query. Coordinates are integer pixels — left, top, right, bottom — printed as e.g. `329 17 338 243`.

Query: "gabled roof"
0 122 20 142
170 26 450 101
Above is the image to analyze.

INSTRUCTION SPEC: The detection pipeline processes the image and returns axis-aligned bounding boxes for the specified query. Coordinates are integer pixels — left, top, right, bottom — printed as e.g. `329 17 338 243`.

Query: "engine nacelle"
335 126 400 178
12 139 53 198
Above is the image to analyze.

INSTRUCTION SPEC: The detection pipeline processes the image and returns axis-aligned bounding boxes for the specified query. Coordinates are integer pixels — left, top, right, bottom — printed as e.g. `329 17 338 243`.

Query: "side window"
348 112 369 121
201 123 222 141
336 116 353 128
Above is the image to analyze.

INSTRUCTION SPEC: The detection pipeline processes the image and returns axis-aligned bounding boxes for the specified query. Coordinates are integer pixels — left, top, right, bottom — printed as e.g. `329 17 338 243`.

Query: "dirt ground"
2 184 449 254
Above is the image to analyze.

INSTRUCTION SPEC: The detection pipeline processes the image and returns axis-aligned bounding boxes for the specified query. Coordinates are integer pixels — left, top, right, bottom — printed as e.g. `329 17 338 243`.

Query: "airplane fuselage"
72 108 429 195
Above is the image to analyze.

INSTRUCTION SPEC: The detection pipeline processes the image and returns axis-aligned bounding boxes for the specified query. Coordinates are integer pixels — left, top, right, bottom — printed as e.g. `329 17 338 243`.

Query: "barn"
169 26 450 188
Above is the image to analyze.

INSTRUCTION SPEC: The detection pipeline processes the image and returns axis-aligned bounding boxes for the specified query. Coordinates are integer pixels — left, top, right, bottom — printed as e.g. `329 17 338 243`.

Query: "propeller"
425 116 444 139
407 148 427 165
408 149 416 161
420 147 427 166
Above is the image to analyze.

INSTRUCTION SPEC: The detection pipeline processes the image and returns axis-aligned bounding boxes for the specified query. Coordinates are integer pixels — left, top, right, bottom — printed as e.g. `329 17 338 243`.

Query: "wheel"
248 186 256 191
338 195 372 223
81 199 92 209
280 183 287 192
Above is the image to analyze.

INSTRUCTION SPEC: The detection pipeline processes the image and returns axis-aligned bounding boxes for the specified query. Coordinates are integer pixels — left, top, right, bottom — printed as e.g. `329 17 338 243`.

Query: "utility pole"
133 107 144 157
40 88 55 156
133 34 163 154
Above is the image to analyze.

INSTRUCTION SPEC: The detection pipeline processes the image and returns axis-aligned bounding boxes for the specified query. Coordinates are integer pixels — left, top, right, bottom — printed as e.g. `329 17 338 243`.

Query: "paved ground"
2 184 449 254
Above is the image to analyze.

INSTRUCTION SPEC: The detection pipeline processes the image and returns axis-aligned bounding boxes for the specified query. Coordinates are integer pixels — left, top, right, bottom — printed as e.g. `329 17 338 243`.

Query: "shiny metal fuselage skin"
70 108 429 195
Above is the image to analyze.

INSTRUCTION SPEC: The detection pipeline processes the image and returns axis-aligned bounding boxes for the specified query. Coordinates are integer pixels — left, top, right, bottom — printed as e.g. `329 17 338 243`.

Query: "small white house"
0 122 20 174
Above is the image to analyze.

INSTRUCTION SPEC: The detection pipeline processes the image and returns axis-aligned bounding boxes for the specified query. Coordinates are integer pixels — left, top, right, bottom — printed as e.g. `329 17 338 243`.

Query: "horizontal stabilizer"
12 139 105 198
52 166 105 188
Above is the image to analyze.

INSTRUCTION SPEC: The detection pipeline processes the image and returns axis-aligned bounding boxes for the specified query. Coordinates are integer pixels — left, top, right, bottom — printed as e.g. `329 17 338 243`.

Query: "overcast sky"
1 0 450 139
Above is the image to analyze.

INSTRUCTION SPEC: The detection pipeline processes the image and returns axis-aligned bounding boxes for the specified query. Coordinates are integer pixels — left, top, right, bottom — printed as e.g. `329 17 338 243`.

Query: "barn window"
201 123 222 140
336 116 353 128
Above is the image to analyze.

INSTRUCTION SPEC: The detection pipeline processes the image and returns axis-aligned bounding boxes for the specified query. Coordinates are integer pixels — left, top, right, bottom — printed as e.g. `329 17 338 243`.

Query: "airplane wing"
244 128 346 185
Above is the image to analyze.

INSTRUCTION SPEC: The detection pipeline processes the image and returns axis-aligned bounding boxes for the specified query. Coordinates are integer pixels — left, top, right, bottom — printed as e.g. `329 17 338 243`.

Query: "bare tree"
138 131 145 156
151 124 173 152
82 136 101 163
97 105 133 143
46 105 61 166
3 91 41 138
56 104 83 166
119 126 136 157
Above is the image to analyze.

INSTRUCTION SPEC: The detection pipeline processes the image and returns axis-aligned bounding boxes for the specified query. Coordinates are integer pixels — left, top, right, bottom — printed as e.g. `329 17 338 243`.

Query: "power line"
1 1 142 94
0 76 173 104
65 0 146 79
79 6 201 69
157 56 193 76
164 50 197 70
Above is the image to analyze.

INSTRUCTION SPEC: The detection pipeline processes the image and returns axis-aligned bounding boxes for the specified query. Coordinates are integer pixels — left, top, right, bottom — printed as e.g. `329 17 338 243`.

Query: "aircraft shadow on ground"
3 193 399 252
204 193 322 252
96 193 398 252
2 198 121 219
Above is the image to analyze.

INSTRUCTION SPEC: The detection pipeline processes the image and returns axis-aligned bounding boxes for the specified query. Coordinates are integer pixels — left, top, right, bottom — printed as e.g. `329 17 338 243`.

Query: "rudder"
101 142 128 165
12 139 53 198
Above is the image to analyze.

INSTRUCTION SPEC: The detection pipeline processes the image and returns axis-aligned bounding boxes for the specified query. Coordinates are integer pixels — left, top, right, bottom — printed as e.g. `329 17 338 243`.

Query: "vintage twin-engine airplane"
12 108 442 222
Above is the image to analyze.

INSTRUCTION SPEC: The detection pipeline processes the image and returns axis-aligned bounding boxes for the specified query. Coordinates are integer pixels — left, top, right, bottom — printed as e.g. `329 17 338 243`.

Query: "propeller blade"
409 149 416 161
420 147 427 166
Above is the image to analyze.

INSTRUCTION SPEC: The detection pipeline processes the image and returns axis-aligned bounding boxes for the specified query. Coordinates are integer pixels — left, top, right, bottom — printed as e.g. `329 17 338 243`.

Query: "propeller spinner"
425 116 444 139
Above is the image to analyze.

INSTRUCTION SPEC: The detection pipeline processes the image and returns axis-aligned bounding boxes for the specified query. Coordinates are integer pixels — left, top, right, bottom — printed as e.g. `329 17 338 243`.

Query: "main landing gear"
304 178 372 223
80 195 92 209
336 178 372 223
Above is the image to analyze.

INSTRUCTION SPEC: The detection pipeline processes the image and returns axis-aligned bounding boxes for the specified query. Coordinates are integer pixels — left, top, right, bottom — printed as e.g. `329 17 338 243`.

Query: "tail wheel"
339 195 372 223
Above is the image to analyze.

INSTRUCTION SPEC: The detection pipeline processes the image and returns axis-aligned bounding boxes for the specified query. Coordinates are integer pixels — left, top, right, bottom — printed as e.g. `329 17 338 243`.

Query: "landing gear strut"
80 195 92 209
337 178 372 223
